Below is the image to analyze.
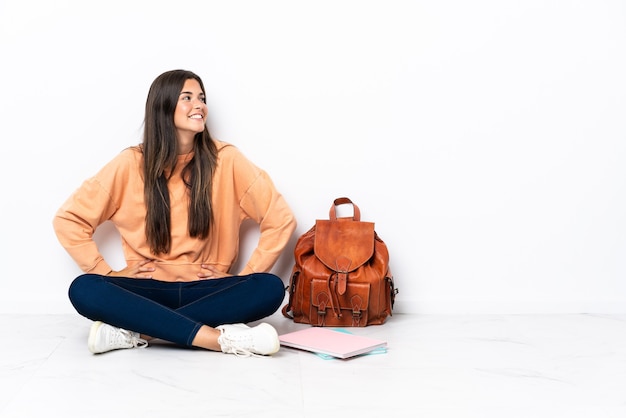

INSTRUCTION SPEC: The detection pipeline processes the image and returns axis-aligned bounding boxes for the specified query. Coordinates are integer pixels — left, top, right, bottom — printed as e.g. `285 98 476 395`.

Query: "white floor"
1 312 625 417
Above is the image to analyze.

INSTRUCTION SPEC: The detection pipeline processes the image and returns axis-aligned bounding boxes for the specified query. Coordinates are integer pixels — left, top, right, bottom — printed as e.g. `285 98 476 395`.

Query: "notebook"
278 327 387 359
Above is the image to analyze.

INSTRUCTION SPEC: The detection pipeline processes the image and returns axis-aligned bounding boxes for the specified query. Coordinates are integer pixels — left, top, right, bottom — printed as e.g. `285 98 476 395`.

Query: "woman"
53 69 297 357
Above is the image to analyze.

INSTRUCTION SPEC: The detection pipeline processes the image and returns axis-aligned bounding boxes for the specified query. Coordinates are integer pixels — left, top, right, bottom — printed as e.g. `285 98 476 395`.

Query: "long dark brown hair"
142 69 218 254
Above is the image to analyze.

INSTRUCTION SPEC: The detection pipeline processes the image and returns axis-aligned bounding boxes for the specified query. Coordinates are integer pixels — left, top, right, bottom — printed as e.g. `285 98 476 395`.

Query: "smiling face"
174 78 207 153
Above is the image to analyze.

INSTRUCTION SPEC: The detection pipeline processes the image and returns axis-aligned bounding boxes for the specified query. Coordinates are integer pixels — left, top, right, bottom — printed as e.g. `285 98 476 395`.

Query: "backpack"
282 197 398 326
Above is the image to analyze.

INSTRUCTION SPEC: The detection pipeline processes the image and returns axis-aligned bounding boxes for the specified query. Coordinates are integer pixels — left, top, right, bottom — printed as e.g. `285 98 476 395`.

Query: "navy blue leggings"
68 273 286 347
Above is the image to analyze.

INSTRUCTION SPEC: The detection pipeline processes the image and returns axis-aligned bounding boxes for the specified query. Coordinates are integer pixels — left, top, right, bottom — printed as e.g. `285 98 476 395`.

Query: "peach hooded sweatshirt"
53 140 296 281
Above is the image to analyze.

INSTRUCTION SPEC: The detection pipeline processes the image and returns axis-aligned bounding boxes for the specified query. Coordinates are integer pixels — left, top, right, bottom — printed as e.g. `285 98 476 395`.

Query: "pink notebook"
278 327 387 359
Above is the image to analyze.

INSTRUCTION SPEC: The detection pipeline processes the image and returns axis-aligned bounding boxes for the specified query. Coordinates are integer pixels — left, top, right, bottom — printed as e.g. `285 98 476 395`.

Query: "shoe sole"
87 321 104 354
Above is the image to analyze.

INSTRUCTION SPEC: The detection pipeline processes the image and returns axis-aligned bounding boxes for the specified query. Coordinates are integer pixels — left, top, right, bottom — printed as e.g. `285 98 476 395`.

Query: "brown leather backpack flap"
313 219 375 273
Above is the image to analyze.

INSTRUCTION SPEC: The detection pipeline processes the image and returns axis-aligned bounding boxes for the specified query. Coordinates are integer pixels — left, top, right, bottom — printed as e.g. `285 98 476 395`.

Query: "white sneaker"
216 322 279 357
88 321 148 354
217 323 250 332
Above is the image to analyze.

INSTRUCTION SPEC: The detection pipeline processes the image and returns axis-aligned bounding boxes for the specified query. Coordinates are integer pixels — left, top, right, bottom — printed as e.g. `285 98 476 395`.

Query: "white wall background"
1 0 624 315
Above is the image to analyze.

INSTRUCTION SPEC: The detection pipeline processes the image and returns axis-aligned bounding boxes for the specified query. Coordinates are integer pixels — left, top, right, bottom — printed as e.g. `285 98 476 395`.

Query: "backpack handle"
329 197 361 221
